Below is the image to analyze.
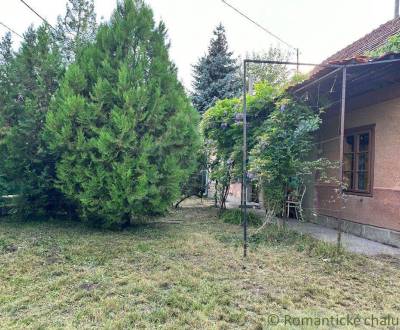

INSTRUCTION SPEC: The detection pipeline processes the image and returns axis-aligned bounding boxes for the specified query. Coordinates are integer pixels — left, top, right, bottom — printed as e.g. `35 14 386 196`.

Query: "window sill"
344 190 373 198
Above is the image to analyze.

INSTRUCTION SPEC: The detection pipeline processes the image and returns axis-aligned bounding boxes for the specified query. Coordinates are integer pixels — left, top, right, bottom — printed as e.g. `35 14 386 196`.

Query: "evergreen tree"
0 32 14 194
0 33 15 128
0 32 13 64
55 0 97 62
192 24 240 114
0 26 67 216
45 0 200 228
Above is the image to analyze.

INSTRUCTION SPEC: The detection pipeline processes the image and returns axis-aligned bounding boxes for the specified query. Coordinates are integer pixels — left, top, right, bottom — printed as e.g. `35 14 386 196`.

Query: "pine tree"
0 33 15 127
45 0 200 228
0 26 67 216
192 24 240 114
0 32 12 64
55 0 97 62
0 32 14 194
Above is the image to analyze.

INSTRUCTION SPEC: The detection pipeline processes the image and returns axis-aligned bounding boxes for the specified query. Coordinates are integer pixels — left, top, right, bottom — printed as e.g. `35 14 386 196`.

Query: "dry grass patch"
1 200 400 329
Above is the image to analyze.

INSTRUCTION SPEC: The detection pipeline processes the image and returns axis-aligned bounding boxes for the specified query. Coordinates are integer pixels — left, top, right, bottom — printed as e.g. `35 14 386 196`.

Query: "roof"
311 17 400 76
289 53 400 111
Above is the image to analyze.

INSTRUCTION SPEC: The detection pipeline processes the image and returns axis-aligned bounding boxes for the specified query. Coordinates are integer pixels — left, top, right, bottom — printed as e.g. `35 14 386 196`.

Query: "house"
291 16 400 247
224 13 400 247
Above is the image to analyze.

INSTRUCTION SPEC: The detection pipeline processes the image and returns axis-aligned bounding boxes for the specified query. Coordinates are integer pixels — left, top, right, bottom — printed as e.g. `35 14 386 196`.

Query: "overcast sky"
0 0 396 89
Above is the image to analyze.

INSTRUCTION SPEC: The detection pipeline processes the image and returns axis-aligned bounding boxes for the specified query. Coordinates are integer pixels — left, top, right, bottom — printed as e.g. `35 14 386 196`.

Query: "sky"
0 0 396 90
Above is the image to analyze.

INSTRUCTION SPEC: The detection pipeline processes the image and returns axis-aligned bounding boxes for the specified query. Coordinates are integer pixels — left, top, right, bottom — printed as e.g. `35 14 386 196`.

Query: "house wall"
227 182 255 204
228 182 242 204
304 95 400 237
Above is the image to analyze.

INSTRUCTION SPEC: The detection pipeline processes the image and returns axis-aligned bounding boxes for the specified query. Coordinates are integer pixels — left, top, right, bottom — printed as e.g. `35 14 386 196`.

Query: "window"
343 125 374 195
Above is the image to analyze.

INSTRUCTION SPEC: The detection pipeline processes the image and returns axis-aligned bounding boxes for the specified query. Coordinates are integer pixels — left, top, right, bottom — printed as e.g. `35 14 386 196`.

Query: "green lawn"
1 199 400 329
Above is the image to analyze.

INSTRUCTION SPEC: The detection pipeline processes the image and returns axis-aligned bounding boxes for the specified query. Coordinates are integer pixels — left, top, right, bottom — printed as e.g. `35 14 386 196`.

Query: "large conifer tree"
192 24 240 114
0 26 66 215
0 33 15 132
45 0 200 228
0 33 14 194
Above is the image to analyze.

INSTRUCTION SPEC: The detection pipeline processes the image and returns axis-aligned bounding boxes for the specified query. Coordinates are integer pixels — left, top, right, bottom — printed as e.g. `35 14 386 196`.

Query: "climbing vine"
202 81 334 215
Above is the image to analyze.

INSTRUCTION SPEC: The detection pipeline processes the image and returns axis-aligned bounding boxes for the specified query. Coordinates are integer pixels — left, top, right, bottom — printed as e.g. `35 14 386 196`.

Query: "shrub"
220 208 263 226
45 0 200 228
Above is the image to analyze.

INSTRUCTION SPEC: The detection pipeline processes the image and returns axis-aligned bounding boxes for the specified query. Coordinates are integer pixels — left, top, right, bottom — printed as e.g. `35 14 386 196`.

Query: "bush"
220 208 263 226
45 0 200 228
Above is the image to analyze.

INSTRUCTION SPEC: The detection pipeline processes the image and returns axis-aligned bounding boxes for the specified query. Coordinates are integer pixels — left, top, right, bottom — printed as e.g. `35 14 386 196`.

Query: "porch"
289 53 400 246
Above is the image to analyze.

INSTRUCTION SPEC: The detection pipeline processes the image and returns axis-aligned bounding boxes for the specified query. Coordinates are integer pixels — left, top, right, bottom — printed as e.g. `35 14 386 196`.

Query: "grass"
1 198 400 329
219 208 263 226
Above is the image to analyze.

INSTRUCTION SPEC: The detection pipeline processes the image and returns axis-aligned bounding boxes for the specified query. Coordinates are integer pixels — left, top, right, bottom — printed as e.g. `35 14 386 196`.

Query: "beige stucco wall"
228 182 242 204
306 96 400 231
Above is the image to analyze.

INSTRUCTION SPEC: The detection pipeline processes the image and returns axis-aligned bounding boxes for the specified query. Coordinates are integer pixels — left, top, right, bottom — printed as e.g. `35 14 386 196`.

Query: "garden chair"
284 185 306 221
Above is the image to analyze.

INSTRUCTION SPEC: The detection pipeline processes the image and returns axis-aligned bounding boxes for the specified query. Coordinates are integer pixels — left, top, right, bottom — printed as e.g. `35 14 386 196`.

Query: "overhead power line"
221 0 300 71
0 21 23 38
221 0 297 50
19 0 56 31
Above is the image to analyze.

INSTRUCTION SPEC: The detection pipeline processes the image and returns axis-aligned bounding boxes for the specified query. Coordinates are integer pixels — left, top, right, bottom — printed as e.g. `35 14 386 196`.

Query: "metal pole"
337 66 347 248
293 67 343 95
395 0 399 18
296 48 300 73
249 75 254 95
242 60 248 258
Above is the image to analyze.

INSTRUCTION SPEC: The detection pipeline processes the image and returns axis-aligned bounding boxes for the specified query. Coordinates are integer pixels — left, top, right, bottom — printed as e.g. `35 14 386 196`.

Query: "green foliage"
45 0 200 228
284 71 308 89
54 0 97 63
244 47 292 86
0 26 68 216
220 208 262 226
175 150 208 207
202 74 333 214
191 24 241 114
201 83 279 208
0 33 13 195
249 224 345 261
250 98 330 212
202 97 241 208
370 33 400 56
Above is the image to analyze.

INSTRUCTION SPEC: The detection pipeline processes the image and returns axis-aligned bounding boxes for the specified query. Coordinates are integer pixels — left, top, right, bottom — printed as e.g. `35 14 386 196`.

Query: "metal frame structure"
241 57 400 258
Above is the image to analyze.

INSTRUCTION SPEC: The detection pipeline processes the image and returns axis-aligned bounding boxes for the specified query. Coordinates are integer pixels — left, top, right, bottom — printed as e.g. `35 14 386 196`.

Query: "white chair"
285 185 306 221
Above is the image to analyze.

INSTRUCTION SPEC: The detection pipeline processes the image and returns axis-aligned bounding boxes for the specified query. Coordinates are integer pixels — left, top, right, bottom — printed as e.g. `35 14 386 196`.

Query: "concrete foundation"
310 214 400 248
